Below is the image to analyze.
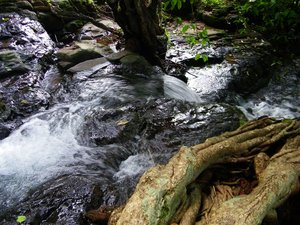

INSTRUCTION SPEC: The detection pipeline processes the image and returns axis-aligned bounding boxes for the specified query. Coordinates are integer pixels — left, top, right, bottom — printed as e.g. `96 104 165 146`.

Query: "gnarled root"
108 118 300 225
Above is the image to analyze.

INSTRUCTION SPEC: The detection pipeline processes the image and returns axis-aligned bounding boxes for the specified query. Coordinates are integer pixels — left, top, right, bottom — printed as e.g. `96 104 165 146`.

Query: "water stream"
0 35 299 219
0 65 201 212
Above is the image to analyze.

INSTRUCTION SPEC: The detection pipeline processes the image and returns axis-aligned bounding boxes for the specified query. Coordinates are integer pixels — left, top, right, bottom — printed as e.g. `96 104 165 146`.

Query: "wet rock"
0 50 29 78
199 10 238 30
76 98 245 206
0 100 11 121
79 19 120 40
0 13 55 120
0 175 104 225
0 0 36 19
57 40 114 69
67 57 110 74
196 1 238 30
237 58 300 119
16 0 34 11
0 123 10 140
79 99 245 150
167 32 273 102
224 36 273 96
0 13 54 58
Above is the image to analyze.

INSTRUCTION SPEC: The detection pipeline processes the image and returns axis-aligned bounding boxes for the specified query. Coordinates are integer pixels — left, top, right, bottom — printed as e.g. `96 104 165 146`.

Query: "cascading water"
237 60 300 119
184 61 300 120
0 64 202 213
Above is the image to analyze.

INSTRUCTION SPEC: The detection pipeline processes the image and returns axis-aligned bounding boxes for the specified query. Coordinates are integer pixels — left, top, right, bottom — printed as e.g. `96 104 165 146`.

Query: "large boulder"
57 40 114 70
0 13 55 120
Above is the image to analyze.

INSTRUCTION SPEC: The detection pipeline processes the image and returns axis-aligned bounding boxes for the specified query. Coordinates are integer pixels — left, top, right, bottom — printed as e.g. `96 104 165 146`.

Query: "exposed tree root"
108 118 300 225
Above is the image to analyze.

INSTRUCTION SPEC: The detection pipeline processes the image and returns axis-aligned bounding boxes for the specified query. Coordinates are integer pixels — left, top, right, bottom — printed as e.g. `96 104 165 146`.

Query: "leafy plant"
235 0 300 45
182 25 210 61
163 0 188 10
162 0 210 62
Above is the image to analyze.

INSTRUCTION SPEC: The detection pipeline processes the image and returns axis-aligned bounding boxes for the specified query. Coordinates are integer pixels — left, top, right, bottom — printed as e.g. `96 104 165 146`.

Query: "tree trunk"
108 117 300 225
107 0 167 65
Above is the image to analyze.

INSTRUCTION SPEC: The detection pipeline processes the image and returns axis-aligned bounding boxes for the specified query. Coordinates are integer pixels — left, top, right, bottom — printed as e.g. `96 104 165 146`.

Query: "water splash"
0 66 202 211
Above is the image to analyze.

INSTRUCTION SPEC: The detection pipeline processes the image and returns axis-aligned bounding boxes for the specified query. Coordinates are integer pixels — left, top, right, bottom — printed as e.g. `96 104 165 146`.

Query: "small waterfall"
164 75 203 103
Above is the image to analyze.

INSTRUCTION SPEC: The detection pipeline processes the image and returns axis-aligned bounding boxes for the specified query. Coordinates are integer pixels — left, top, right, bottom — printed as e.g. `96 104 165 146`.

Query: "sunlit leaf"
202 54 209 62
195 53 201 61
16 216 27 223
181 25 189 33
2 17 10 22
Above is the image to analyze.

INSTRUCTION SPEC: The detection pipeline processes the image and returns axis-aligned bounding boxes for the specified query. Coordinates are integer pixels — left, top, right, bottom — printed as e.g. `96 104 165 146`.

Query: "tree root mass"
106 118 300 225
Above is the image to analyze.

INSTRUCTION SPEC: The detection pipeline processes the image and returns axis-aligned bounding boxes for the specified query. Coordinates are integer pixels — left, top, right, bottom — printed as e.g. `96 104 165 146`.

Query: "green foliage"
1 17 10 22
182 26 210 62
162 0 210 62
235 0 300 44
79 0 94 4
200 0 227 8
162 0 199 11
16 215 27 223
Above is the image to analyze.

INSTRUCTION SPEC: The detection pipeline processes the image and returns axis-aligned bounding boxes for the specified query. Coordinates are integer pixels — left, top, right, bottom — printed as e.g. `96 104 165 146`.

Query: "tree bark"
108 117 300 225
107 0 167 65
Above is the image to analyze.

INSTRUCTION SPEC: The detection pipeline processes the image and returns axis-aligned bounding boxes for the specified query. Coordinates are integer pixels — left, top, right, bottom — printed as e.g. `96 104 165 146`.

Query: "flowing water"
1 29 299 217
0 65 201 212
236 60 300 119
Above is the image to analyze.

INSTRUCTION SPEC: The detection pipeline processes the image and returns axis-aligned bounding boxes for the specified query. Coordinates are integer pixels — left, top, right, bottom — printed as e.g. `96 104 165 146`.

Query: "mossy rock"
0 50 29 78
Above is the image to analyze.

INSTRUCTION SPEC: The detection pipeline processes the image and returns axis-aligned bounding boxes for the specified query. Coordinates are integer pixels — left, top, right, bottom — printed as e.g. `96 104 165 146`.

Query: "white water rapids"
0 69 201 211
0 58 299 212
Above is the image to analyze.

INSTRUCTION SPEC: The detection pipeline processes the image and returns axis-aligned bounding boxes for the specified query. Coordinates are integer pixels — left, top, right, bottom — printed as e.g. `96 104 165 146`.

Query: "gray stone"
57 40 114 69
79 22 107 40
105 50 135 62
0 50 29 78
120 54 148 65
67 57 110 73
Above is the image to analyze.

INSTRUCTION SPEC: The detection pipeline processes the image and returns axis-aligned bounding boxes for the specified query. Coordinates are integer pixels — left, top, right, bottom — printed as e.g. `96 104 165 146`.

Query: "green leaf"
171 0 177 10
2 17 10 22
176 17 183 25
16 215 27 223
194 54 202 61
177 0 182 9
191 23 197 30
202 54 209 62
181 25 189 33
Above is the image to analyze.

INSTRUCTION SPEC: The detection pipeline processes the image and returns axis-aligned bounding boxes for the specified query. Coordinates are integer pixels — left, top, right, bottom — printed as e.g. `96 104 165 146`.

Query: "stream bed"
0 12 299 225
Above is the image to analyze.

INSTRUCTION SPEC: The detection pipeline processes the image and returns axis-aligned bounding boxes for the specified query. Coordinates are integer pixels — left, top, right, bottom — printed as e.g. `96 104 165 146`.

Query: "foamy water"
0 69 202 211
